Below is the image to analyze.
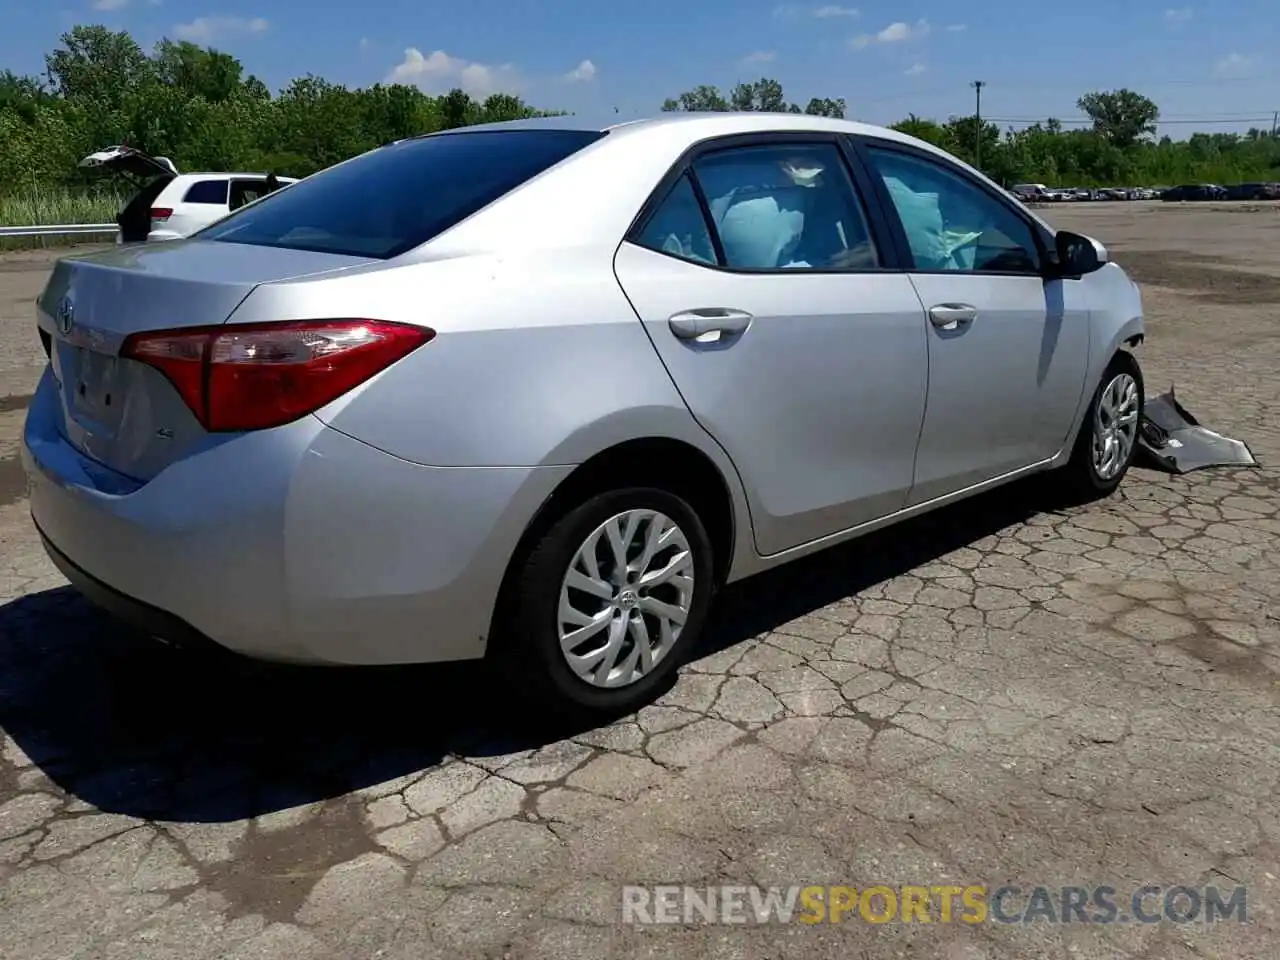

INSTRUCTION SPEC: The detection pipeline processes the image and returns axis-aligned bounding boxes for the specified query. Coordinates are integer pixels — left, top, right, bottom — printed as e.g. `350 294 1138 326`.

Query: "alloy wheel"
556 509 695 689
1092 372 1140 481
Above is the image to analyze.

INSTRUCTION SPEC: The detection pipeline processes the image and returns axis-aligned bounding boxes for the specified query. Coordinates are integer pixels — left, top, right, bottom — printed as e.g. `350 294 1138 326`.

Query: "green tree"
729 78 789 112
890 113 949 147
662 85 729 112
151 40 245 104
439 88 475 129
1076 89 1159 148
45 26 151 108
803 97 846 118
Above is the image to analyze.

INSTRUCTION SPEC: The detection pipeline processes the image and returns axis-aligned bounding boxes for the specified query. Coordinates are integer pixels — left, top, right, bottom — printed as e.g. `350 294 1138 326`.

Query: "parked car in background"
1011 183 1050 202
79 146 297 243
1161 184 1227 202
29 113 1145 716
1225 182 1280 201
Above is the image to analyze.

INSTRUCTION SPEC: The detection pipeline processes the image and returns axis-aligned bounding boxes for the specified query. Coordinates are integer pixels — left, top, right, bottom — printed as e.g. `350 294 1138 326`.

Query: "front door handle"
668 308 753 341
928 303 978 330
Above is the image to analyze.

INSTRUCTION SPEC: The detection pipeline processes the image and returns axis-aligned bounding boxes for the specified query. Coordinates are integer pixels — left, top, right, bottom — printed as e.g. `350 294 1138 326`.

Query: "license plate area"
66 344 125 431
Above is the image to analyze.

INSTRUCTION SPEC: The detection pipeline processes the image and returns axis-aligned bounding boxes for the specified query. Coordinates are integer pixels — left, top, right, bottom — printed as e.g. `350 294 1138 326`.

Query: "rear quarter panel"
229 248 736 470
231 246 760 579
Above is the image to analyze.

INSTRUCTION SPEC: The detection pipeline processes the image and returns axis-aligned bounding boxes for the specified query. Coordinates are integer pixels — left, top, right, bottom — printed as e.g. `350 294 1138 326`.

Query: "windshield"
196 129 606 259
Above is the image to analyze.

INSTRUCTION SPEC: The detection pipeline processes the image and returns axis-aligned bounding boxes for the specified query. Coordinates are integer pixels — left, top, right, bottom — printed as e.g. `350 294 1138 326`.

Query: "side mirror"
1050 230 1109 278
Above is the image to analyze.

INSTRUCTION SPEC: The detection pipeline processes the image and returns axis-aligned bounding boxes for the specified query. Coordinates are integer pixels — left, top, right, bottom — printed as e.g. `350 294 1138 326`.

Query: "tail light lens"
121 320 433 432
150 207 173 221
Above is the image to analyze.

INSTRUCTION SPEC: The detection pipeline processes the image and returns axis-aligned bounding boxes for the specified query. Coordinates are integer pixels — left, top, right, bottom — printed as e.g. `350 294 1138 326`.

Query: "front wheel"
499 488 715 719
1057 353 1144 501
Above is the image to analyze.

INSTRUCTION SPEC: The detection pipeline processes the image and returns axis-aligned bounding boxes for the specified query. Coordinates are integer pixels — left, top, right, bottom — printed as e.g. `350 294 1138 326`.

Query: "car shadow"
0 473 1067 824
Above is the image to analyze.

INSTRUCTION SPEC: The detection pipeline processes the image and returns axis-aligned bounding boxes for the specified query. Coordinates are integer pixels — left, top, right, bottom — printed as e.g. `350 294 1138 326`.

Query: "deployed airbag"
881 176 983 270
1138 387 1258 473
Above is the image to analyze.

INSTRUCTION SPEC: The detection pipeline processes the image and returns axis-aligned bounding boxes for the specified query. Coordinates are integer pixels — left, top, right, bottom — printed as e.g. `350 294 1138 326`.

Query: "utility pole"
971 80 986 169
1272 111 1278 138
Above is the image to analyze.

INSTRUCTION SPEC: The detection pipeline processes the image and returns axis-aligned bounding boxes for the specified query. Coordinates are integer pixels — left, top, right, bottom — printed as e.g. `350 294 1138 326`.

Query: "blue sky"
4 0 1278 134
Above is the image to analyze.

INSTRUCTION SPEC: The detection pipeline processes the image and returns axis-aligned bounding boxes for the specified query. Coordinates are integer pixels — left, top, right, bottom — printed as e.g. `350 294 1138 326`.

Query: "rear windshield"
196 129 606 259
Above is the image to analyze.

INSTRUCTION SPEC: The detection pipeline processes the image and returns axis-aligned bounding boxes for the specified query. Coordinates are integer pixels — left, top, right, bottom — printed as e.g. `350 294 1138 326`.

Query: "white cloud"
904 60 926 75
1164 6 1192 25
852 18 929 49
91 0 130 10
386 48 521 97
775 3 858 16
741 50 778 63
172 16 270 43
564 59 597 82
945 23 967 32
1213 52 1255 79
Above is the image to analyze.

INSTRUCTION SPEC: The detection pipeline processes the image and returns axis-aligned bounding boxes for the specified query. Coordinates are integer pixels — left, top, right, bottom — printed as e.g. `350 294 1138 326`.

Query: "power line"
987 115 1279 126
860 73 1267 108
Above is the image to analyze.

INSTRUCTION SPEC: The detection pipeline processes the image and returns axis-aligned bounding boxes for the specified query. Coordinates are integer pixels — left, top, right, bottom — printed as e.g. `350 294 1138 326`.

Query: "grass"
0 186 124 251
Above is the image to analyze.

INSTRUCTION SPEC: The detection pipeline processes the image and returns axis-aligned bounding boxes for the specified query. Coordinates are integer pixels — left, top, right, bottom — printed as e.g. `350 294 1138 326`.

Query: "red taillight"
150 207 173 221
121 320 433 432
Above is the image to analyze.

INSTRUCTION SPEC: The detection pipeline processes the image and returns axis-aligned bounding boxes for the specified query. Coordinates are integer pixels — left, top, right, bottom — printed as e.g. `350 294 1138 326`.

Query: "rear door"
853 137 1090 504
613 133 928 556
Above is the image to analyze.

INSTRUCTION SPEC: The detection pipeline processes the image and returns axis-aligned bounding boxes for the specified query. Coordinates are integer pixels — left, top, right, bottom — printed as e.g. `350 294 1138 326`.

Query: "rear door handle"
928 303 978 330
668 308 753 341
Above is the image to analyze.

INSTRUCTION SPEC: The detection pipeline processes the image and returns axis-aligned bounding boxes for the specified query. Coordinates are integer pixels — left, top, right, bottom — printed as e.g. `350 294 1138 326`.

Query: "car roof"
430 110 927 146
169 172 298 181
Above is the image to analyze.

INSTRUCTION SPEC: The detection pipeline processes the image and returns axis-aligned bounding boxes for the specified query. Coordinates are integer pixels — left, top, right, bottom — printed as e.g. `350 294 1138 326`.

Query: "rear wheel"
1057 353 1144 501
500 488 715 719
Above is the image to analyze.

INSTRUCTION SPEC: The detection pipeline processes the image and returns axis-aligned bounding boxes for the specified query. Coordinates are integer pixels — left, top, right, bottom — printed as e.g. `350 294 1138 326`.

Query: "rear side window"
183 179 229 205
632 141 881 271
197 129 607 259
633 174 718 266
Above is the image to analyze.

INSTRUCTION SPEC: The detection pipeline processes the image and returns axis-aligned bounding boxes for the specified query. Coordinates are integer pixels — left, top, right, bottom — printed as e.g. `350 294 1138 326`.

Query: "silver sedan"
23 113 1145 717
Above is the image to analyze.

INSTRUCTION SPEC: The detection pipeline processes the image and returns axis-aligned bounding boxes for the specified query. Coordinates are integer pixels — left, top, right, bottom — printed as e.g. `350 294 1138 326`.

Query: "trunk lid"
79 145 179 181
38 240 376 480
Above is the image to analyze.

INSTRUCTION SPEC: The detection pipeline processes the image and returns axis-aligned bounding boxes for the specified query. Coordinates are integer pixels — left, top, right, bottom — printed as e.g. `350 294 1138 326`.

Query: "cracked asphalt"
2 203 1280 959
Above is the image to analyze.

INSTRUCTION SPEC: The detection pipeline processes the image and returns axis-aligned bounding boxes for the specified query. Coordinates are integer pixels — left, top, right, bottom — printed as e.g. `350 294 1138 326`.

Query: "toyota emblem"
56 296 74 336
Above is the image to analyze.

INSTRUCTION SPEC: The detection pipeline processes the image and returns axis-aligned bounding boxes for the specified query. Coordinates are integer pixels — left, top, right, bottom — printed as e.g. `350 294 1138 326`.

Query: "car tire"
499 487 716 720
1056 352 1144 502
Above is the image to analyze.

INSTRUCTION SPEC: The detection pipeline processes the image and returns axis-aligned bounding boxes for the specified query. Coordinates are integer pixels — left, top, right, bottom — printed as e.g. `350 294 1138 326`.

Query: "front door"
613 137 929 556
857 140 1091 504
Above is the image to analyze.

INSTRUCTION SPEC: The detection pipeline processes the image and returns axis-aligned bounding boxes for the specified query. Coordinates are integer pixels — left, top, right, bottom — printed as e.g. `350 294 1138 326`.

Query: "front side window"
197 129 606 259
692 142 879 271
864 146 1042 274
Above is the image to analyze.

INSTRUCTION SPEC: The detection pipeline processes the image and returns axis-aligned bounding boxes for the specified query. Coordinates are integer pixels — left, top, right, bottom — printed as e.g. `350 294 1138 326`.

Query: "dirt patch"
203 797 379 925
0 455 26 507
1109 250 1280 304
0 393 31 414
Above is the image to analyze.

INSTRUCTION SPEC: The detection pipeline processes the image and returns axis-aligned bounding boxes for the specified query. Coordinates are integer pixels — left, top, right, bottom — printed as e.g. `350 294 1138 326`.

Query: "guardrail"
0 223 117 239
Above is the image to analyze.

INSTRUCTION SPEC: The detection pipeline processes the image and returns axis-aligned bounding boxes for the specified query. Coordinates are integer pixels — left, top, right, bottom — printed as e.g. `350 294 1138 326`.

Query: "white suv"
79 146 298 243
